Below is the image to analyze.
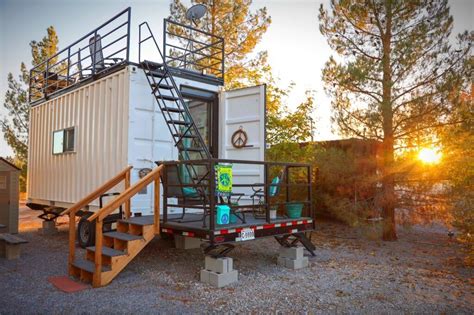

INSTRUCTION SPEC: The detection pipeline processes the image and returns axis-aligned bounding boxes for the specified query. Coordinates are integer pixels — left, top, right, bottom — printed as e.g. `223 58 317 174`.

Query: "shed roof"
0 157 21 171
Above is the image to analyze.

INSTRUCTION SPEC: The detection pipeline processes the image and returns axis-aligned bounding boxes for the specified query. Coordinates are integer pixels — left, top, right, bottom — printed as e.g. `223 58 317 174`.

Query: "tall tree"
319 0 471 240
169 0 271 88
1 26 59 191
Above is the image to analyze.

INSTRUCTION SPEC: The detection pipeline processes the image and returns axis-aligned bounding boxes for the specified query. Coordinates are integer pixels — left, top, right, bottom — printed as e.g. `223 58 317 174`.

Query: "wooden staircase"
62 165 163 287
70 216 155 287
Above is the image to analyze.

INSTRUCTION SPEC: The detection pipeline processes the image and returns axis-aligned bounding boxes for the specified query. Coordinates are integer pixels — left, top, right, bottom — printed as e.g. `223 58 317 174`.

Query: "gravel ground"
0 209 472 314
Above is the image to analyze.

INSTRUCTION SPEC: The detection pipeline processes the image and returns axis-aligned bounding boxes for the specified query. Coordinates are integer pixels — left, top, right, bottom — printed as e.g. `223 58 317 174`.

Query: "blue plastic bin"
216 205 230 225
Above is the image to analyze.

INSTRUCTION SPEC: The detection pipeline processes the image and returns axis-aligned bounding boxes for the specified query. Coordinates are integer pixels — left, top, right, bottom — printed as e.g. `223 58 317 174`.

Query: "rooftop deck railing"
163 19 224 82
159 159 313 232
29 7 131 105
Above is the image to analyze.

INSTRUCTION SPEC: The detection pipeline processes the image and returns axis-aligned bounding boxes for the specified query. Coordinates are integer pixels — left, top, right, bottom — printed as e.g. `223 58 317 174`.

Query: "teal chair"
250 168 285 219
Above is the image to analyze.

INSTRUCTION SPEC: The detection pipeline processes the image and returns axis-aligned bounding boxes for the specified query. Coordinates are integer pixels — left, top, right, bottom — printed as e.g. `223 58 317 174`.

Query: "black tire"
78 216 95 248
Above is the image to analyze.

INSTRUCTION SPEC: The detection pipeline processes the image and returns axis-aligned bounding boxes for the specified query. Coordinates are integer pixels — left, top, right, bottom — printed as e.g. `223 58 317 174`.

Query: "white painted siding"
27 68 130 207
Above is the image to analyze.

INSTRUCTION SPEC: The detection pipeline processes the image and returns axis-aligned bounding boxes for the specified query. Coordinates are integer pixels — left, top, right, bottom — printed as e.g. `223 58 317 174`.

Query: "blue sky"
0 0 473 157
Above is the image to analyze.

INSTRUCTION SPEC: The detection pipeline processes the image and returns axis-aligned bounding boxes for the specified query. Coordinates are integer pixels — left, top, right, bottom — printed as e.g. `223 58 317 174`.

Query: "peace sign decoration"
231 126 248 149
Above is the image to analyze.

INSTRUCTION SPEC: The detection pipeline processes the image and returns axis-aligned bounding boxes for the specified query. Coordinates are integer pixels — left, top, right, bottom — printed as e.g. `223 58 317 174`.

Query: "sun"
418 147 442 164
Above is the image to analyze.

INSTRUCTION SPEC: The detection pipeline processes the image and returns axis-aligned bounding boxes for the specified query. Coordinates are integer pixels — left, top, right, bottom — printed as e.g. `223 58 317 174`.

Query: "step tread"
142 60 164 69
86 246 126 257
118 215 155 226
103 231 143 241
157 94 179 101
181 147 205 152
151 82 173 90
162 106 184 113
72 258 111 273
173 133 198 138
167 120 190 126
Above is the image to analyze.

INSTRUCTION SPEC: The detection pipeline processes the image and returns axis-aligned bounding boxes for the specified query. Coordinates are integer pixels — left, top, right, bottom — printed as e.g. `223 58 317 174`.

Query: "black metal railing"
160 159 313 231
29 7 131 105
162 19 224 82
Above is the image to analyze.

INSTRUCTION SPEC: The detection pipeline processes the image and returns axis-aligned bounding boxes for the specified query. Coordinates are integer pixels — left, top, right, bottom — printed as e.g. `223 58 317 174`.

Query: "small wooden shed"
0 157 20 234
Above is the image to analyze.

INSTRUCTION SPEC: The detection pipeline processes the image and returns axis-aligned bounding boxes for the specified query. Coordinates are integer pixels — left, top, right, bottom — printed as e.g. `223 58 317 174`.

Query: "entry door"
0 172 9 230
219 85 266 202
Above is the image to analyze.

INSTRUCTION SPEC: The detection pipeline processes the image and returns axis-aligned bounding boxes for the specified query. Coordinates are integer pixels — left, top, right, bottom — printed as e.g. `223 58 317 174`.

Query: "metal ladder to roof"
138 22 211 187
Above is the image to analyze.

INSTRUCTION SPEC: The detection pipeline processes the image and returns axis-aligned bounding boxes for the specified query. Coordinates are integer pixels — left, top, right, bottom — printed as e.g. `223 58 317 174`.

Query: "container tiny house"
26 8 314 286
27 8 267 217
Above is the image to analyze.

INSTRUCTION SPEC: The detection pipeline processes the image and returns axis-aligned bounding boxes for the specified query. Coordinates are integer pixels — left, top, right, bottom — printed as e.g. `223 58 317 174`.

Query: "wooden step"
72 258 111 273
103 231 143 241
86 246 126 257
118 215 154 226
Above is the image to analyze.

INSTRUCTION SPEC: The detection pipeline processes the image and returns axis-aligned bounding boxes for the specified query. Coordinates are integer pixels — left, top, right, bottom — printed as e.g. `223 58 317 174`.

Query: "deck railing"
29 7 131 105
162 19 224 82
160 159 313 231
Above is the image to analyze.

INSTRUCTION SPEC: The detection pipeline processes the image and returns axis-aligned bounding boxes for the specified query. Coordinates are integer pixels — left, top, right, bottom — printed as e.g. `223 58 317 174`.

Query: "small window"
53 127 75 154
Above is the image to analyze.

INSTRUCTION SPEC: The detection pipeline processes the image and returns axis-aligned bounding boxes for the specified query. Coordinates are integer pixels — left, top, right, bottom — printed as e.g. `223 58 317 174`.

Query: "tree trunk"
381 1 397 241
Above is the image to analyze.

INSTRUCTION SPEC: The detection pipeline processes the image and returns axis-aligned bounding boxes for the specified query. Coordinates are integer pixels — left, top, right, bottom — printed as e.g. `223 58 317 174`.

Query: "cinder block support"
200 256 238 287
174 235 202 249
277 246 309 270
39 220 58 235
4 244 21 260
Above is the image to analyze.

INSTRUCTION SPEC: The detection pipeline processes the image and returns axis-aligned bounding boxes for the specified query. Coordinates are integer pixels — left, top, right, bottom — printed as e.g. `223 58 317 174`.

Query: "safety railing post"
68 211 76 273
93 219 103 287
124 169 131 219
154 176 160 234
209 160 215 231
265 163 270 223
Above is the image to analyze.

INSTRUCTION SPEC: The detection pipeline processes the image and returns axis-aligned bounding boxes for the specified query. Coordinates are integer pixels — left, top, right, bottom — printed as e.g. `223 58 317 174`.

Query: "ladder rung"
147 69 167 78
162 106 184 113
151 82 173 90
181 147 206 152
167 120 190 126
157 95 179 102
142 60 163 69
173 133 198 138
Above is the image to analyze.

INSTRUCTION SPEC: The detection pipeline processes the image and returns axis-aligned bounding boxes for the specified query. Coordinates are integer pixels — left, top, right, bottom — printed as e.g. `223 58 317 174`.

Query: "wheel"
78 216 95 248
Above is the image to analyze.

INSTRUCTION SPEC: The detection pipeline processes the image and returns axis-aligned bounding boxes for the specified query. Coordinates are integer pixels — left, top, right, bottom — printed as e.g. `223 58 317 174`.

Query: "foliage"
169 0 271 88
1 26 59 191
267 142 379 226
441 80 474 265
319 0 471 240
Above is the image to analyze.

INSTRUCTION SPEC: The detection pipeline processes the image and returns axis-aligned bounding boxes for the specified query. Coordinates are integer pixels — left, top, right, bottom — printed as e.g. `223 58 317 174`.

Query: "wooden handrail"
67 165 132 275
90 164 163 287
88 165 163 222
62 166 133 216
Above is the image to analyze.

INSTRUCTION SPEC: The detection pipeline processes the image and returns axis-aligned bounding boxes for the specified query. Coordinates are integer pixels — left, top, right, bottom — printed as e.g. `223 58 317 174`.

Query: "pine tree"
319 0 471 240
1 26 59 191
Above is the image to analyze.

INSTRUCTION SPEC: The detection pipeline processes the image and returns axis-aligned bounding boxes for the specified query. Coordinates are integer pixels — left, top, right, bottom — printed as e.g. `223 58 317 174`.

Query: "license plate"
239 228 255 241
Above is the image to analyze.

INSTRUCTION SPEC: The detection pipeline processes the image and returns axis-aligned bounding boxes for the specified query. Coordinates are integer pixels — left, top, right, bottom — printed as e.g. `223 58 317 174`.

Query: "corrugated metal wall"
27 68 130 206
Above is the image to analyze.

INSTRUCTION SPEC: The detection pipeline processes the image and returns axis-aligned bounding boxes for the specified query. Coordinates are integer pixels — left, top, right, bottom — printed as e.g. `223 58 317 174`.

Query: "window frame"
52 126 76 155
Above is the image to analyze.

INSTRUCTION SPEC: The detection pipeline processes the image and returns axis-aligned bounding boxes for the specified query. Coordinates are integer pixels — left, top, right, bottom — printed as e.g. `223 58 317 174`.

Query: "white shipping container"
27 65 266 214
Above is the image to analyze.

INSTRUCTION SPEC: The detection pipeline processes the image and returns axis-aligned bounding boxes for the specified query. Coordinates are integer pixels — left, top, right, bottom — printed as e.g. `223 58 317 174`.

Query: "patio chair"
88 34 123 73
250 167 286 219
161 163 209 225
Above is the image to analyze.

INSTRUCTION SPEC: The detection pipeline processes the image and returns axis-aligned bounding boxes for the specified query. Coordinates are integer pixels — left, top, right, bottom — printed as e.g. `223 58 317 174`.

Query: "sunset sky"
0 0 472 157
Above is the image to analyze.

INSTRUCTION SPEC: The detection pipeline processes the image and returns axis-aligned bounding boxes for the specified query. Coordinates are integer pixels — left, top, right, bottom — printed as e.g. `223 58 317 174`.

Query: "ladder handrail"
138 21 211 159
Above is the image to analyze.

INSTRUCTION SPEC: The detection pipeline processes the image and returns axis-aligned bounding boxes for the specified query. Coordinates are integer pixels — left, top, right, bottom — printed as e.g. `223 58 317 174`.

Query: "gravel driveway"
0 212 472 314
